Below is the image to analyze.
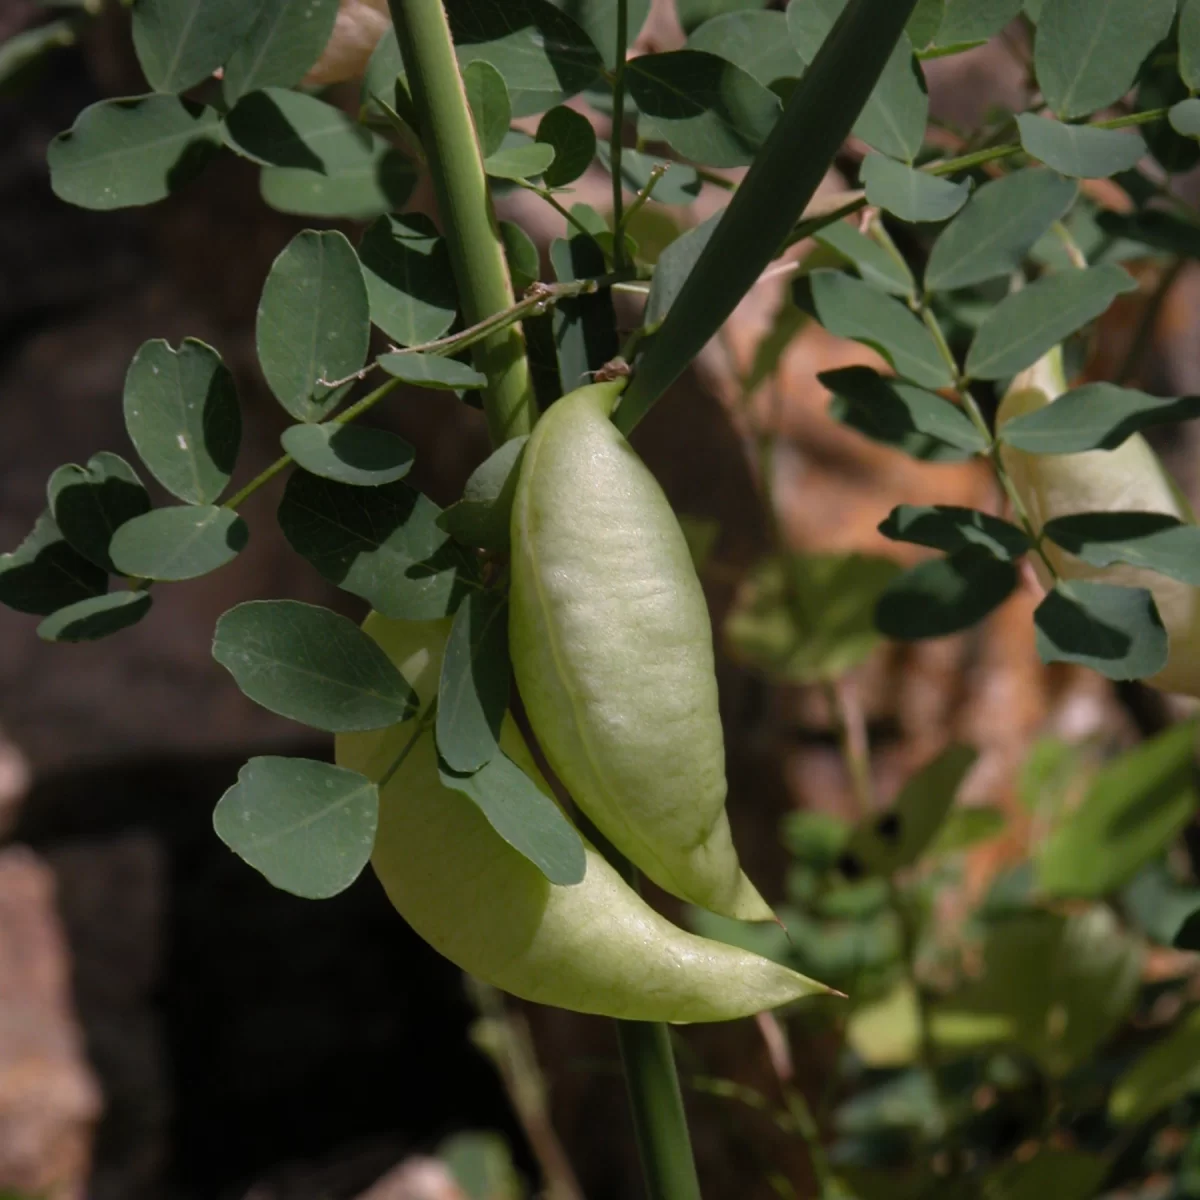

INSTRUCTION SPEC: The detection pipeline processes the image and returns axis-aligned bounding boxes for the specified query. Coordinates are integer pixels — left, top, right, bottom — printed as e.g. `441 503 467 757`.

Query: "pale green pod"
336 615 831 1023
997 348 1200 697
509 382 772 922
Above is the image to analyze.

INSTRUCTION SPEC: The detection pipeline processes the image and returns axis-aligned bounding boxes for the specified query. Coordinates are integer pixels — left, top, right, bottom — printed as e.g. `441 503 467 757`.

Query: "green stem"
389 0 536 447
611 0 629 267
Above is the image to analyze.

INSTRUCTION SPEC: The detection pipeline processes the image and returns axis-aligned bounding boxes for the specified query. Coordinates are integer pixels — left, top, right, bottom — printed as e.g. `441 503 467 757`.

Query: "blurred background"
6 2 1200 1199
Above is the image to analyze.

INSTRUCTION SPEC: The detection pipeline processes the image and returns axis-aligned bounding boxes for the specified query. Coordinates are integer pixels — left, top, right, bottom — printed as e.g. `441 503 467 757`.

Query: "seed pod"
336 615 831 1022
998 348 1200 696
509 381 773 921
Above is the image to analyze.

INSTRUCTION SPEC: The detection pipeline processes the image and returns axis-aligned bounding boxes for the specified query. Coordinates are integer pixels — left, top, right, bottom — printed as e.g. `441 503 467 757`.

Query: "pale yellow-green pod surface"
336 615 831 1022
997 349 1200 697
509 382 773 922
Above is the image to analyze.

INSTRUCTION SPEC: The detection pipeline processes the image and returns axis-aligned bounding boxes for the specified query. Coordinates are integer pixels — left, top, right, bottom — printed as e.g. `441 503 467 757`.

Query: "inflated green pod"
998 348 1200 697
509 381 772 922
336 615 831 1022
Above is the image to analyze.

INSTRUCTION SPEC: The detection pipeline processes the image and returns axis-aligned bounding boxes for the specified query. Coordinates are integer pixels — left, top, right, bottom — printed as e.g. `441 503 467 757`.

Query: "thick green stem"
389 0 536 446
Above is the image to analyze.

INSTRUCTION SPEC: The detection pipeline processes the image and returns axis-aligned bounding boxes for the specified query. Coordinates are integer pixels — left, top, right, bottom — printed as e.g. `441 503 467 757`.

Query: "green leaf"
463 59 511 158
260 154 416 220
213 599 418 731
627 50 782 168
819 366 987 456
982 1152 1108 1200
0 512 107 616
1016 113 1146 178
800 273 954 390
1043 512 1200 586
221 0 339 104
500 221 541 292
861 155 971 222
1182 0 1200 90
131 0 259 93
677 0 769 33
1138 60 1200 175
788 0 928 162
47 452 151 572
1038 720 1198 898
813 220 916 298
724 552 902 683
964 264 1136 380
646 214 719 327
1034 579 1167 679
483 140 557 180
109 505 248 580
906 0 944 47
843 744 977 876
358 213 457 348
1110 1005 1200 1126
377 352 488 390
879 505 1031 561
449 0 604 117
876 548 1019 639
437 1130 522 1200
439 753 586 885
598 143 704 206
997 383 1200 453
687 10 805 88
257 230 370 422
1170 98 1200 138
546 0 651 68
929 806 1006 855
280 424 415 487
214 756 378 899
438 437 528 552
48 94 221 210
277 473 477 620
36 590 152 643
123 337 241 504
536 105 596 187
437 589 510 773
935 0 1023 45
925 169 1078 292
361 25 405 113
1034 0 1176 119
549 233 618 392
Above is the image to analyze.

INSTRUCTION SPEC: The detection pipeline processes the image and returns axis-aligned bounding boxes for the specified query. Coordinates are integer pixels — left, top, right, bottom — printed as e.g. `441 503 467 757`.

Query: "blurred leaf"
835 1069 941 1137
0 512 107 616
598 143 704 206
1139 60 1200 175
725 553 902 683
221 0 339 103
998 383 1200 453
1044 512 1200 586
1096 208 1200 261
361 25 404 113
439 438 528 553
964 265 1136 380
646 213 719 326
628 49 781 168
861 154 971 222
743 299 807 392
484 139 556 181
782 811 851 869
439 753 586 885
449 0 604 117
1035 0 1175 118
500 220 541 292
677 0 769 33
257 230 369 422
463 59 510 158
822 367 984 461
550 233 617 392
1016 113 1146 178
132 0 259 92
1123 860 1200 946
546 0 651 68
37 590 152 643
940 907 1142 1076
214 756 378 899
124 337 240 504
48 95 221 210
1183 0 1200 90
1034 580 1168 679
1038 720 1198 897
536 105 595 186
814 220 916 298
788 0 928 162
377 352 488 389
1171 98 1200 138
213 599 418 731
929 806 1006 855
1019 735 1083 817
109 505 248 580
843 744 977 876
801 273 954 389
876 549 1018 640
982 1151 1108 1200
0 19 78 90
925 169 1078 292
438 1131 523 1200
936 0 1023 45
48 452 151 573
907 0 944 47
1110 1006 1200 1125
687 10 805 87
1176 908 1200 950
277 473 478 620
280 424 415 487
437 589 509 773
879 505 1030 561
